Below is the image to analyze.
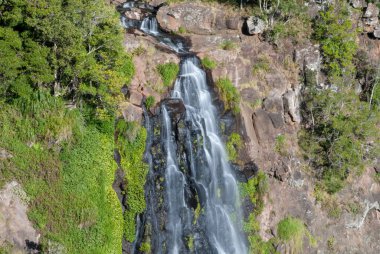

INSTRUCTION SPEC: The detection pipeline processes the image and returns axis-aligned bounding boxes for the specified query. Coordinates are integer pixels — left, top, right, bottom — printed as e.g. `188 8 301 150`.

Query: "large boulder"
245 17 266 35
119 102 143 123
252 109 275 145
364 3 379 18
283 87 302 124
263 95 284 129
156 3 241 35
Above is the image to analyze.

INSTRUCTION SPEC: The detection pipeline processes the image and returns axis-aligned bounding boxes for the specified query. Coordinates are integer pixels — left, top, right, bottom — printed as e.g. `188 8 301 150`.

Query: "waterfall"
140 17 159 35
167 57 247 253
120 3 247 253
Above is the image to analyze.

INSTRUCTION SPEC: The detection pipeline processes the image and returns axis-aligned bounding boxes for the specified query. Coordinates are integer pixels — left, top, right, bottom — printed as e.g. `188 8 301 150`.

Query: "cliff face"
117 0 380 253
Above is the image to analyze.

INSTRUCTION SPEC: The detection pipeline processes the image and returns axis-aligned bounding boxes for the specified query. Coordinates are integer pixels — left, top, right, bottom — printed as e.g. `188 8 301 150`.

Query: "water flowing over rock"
119 3 247 253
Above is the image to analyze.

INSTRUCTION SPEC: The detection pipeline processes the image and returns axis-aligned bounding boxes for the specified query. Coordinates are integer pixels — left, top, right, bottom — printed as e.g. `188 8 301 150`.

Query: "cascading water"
120 2 247 253
140 16 159 35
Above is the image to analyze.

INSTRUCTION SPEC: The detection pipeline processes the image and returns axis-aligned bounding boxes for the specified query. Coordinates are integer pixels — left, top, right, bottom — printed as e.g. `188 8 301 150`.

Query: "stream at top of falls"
120 2 247 253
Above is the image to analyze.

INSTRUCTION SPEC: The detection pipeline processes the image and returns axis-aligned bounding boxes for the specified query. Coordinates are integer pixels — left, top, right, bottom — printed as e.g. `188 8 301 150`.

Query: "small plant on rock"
157 63 179 87
201 56 217 70
145 96 155 110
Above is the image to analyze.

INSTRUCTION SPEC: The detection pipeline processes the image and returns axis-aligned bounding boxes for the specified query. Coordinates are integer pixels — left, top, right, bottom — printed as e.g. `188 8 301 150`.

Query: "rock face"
156 3 241 34
350 0 367 9
0 181 40 253
119 102 143 123
374 24 380 38
245 17 266 35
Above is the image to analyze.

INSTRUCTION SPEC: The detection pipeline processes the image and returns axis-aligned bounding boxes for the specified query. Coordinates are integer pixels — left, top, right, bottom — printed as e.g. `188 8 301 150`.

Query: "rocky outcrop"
120 102 143 123
350 0 367 9
362 3 380 37
294 43 321 86
156 3 242 35
0 181 40 253
245 17 266 35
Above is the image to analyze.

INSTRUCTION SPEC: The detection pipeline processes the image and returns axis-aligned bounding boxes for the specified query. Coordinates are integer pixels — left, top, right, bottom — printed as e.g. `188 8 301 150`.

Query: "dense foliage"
115 120 148 242
157 62 179 87
0 0 136 252
300 1 380 193
215 77 241 114
0 0 134 118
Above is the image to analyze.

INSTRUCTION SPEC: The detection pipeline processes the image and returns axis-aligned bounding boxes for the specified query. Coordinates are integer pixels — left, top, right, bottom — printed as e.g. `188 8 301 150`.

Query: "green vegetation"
239 171 274 253
157 62 179 87
314 3 358 79
178 26 187 34
313 184 342 219
201 56 217 70
327 236 335 251
215 77 241 114
220 40 236 50
252 56 271 77
115 120 148 242
226 133 243 162
300 1 380 194
0 93 123 253
0 0 141 251
145 96 156 110
274 134 287 156
264 0 312 44
139 242 151 253
277 217 315 254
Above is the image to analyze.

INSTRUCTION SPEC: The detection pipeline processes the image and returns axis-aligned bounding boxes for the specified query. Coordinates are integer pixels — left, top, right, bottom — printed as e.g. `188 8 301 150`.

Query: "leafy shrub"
178 26 186 34
201 57 217 70
277 217 315 253
157 63 179 87
314 3 358 79
215 77 240 114
145 95 155 109
226 133 242 162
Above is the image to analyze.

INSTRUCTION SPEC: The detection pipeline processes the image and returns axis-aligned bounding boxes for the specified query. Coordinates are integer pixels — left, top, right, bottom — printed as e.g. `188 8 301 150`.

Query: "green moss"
139 242 151 253
226 133 242 162
215 77 240 114
115 120 148 242
178 26 186 34
157 63 179 87
239 171 273 253
201 57 217 70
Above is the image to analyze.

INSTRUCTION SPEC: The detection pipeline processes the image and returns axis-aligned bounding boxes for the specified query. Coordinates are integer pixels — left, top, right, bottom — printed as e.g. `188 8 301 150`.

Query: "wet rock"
0 148 13 160
242 161 259 180
120 101 143 123
124 8 143 21
246 17 266 35
283 87 301 124
162 98 186 120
